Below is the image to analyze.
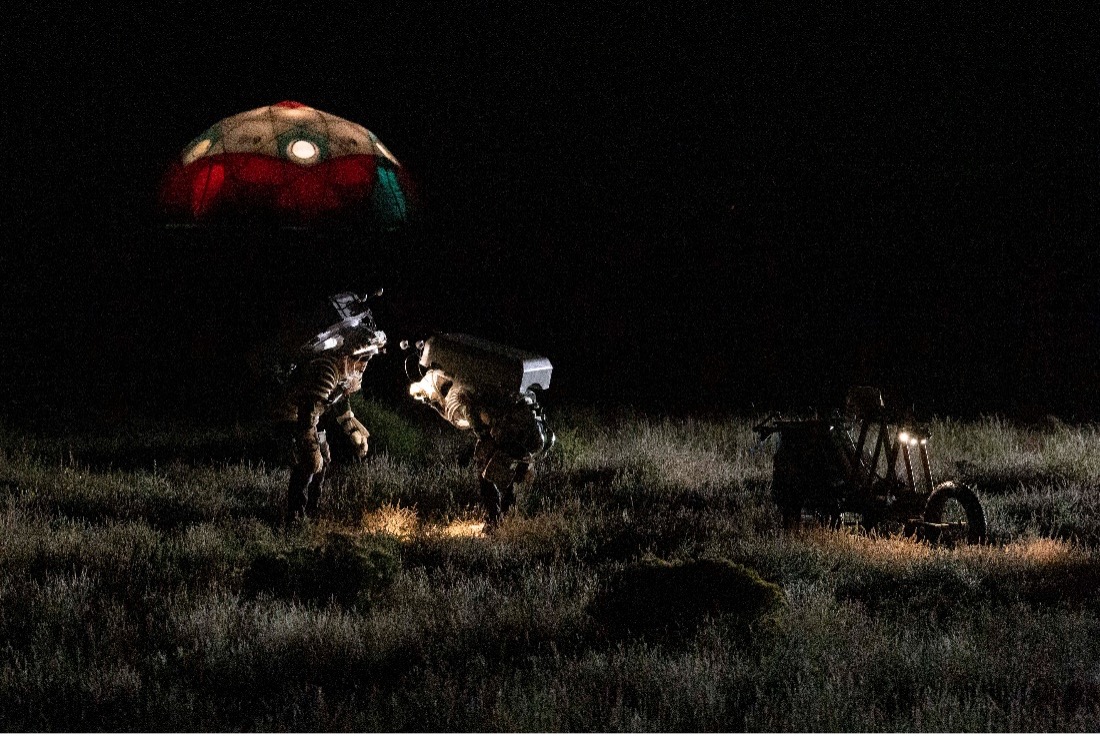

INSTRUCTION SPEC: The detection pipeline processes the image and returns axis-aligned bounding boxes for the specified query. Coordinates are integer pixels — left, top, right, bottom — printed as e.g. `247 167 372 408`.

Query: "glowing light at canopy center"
288 139 319 163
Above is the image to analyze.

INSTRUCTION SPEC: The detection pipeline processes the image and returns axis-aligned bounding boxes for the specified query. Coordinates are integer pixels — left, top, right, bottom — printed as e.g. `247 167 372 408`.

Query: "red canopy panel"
158 102 413 227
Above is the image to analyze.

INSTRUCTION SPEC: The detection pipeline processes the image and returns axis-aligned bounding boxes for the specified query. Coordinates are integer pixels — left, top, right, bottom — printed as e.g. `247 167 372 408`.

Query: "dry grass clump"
360 503 420 538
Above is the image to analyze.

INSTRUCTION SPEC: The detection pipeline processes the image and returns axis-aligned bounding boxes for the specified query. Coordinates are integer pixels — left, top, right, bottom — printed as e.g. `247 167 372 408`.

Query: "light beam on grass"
802 525 1088 571
441 520 486 538
1005 537 1086 565
360 507 487 539
360 506 418 539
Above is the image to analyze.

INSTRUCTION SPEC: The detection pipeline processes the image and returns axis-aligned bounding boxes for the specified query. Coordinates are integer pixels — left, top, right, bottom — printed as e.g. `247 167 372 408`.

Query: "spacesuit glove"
336 409 370 458
482 453 518 489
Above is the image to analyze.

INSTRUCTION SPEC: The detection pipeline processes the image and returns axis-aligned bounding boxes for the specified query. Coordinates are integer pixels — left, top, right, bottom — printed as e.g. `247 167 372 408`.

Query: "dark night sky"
4 6 1100 424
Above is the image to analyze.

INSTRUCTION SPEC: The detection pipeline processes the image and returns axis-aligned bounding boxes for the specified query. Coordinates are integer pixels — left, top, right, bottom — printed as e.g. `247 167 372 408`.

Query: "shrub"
243 532 399 607
589 556 785 641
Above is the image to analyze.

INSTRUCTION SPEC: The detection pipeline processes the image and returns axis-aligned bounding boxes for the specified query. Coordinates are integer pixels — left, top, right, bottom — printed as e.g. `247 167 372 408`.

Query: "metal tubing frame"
901 443 916 494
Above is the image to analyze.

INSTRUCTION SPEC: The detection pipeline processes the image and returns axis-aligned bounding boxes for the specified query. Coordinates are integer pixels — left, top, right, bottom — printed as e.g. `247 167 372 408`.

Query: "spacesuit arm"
294 356 342 427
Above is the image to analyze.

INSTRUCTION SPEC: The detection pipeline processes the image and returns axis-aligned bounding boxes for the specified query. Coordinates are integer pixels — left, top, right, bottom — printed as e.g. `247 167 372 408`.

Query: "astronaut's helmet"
345 322 388 359
304 309 386 358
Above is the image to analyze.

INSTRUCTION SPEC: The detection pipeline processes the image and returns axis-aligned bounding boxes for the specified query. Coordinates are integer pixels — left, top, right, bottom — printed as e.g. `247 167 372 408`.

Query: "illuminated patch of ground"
1000 536 1088 565
438 520 486 538
359 506 488 539
360 505 419 539
793 525 1090 571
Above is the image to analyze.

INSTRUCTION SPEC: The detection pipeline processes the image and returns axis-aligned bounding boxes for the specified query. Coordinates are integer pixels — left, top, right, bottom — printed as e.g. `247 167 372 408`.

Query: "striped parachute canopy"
160 101 413 228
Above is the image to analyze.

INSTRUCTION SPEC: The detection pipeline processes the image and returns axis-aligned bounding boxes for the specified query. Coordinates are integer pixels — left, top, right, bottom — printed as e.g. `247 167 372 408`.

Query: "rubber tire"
924 481 986 544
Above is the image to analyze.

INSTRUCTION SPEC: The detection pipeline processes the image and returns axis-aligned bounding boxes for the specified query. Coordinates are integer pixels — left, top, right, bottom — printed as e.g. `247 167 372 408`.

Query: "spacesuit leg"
515 460 535 485
305 430 331 518
482 451 519 527
287 427 325 523
480 477 503 527
499 481 517 517
500 460 531 516
471 437 500 526
287 466 312 522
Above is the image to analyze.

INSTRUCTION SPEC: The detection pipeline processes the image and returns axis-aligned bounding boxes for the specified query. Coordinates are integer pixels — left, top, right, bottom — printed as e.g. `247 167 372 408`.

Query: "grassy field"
2 401 1100 731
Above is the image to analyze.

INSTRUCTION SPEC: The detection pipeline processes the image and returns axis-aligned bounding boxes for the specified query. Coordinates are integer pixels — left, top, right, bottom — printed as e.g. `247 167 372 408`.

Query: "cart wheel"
923 481 986 544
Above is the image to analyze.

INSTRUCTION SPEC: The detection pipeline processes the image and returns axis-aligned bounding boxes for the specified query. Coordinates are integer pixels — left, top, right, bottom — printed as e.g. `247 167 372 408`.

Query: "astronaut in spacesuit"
408 335 555 529
275 293 386 522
